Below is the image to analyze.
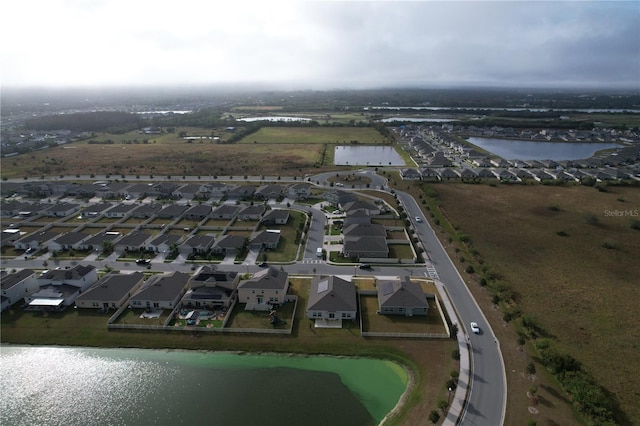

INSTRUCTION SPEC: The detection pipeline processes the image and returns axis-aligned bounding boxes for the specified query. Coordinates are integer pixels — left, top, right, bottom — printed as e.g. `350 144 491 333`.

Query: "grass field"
1 126 389 179
419 182 640 425
1 276 457 426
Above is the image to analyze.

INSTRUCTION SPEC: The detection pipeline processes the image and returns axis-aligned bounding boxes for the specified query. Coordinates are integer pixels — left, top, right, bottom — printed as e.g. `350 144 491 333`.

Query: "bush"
465 265 475 274
547 204 561 211
556 230 569 237
602 241 619 250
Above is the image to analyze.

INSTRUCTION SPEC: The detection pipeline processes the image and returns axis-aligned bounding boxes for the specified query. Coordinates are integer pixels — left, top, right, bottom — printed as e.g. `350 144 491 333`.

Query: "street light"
448 387 453 404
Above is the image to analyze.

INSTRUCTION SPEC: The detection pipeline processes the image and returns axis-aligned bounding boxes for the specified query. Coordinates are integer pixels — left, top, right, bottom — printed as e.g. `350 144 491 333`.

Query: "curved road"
2 171 506 425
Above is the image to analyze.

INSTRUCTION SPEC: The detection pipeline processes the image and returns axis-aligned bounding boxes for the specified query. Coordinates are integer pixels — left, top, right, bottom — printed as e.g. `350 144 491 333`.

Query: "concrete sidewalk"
434 279 471 426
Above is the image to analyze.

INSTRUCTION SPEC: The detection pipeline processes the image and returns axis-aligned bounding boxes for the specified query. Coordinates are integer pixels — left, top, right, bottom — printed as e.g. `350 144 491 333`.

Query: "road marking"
426 264 440 280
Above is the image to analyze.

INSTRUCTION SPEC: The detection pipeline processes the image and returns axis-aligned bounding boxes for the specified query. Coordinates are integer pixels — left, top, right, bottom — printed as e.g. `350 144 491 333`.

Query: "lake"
0 346 408 426
467 137 620 161
334 146 405 166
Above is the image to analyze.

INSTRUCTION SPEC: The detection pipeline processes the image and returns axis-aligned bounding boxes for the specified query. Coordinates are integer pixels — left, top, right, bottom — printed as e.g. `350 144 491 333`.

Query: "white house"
1 269 38 311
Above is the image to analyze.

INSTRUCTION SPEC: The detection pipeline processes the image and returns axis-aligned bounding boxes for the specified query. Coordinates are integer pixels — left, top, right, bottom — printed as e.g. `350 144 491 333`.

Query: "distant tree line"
25 111 146 133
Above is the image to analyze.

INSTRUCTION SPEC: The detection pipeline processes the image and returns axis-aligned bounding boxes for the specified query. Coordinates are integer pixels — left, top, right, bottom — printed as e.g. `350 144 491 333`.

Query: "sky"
1 0 638 90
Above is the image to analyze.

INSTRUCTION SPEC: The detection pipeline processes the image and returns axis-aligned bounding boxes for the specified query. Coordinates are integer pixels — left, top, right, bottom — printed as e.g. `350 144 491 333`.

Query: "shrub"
465 265 475 274
547 204 561 211
556 230 569 237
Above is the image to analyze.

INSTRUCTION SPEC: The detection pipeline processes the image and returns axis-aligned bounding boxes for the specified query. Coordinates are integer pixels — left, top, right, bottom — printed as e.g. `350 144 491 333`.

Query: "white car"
470 322 480 334
415 216 422 223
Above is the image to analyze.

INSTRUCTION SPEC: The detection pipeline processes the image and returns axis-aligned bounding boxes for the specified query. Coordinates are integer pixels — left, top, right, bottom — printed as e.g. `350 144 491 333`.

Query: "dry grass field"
1 126 388 178
425 182 640 424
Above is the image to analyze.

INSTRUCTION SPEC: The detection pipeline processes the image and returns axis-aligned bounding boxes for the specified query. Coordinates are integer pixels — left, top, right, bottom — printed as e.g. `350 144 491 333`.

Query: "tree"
438 399 448 412
428 410 440 425
526 362 537 377
102 240 114 255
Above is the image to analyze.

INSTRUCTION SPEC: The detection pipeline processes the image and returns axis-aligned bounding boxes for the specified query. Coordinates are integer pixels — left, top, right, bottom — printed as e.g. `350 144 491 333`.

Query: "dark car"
258 262 268 267
358 263 371 270
136 259 150 265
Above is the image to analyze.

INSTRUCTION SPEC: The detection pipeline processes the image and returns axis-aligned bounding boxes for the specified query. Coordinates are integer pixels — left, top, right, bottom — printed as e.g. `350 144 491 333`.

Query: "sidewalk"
434 279 470 426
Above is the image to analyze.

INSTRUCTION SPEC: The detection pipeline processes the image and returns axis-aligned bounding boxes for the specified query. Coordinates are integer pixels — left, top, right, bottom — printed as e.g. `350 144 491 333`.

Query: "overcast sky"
1 0 638 89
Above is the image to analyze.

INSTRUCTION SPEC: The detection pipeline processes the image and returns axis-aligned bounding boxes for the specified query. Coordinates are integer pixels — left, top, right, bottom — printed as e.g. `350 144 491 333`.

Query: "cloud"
1 0 638 88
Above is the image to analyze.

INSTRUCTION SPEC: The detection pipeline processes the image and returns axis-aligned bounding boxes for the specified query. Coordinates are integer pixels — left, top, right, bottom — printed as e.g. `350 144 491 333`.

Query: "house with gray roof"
341 200 380 215
238 267 289 310
1 269 38 311
14 230 60 251
238 204 265 221
47 231 90 252
157 204 188 219
123 183 153 199
261 209 289 225
44 202 81 217
400 168 421 180
75 272 145 310
181 266 239 309
211 205 239 220
439 168 461 180
81 203 113 218
376 276 429 316
343 236 389 259
78 231 122 252
250 230 280 249
131 203 163 218
115 231 153 252
129 271 190 310
26 265 98 310
255 184 283 200
105 203 136 218
226 185 256 201
181 234 216 255
183 204 211 221
287 183 312 200
212 234 246 255
146 233 182 254
306 276 357 325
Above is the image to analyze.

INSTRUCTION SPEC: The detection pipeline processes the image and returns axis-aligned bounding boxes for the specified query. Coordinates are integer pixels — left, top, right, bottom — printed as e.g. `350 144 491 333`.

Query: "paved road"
396 189 506 426
3 170 506 425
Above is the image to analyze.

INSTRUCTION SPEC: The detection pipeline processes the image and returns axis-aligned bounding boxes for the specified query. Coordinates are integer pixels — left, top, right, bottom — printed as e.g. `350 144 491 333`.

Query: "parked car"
470 322 480 334
136 259 150 265
258 262 268 267
358 263 371 270
332 210 341 214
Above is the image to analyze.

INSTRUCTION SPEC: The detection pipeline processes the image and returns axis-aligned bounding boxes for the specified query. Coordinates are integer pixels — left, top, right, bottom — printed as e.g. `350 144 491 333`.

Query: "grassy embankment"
403 179 639 425
1 277 456 426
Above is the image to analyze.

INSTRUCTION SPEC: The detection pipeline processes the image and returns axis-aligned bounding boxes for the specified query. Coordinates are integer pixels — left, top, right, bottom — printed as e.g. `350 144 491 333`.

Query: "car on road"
415 216 422 223
258 262 268 267
332 210 341 214
136 259 150 265
358 263 371 270
470 322 480 334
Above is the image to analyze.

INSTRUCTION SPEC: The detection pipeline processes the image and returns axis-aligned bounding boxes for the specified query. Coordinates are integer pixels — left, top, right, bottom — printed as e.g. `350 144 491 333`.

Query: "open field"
1 276 457 426
0 126 389 178
421 182 640 424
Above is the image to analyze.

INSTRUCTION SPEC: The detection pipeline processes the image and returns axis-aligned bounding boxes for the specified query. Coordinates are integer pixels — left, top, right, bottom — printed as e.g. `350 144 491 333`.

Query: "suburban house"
114 231 153 253
211 205 239 220
342 223 388 259
146 233 182 254
343 209 372 229
325 190 358 207
181 234 216 255
306 275 357 325
47 231 91 252
238 205 265 221
237 267 289 310
181 266 239 309
157 204 188 219
1 229 22 247
183 204 211 221
172 183 204 200
254 184 283 200
44 202 81 217
25 265 98 310
226 185 256 201
75 272 145 310
129 271 190 310
81 203 113 218
206 182 228 199
250 230 280 249
78 231 121 252
341 200 381 215
439 169 461 180
287 183 312 200
123 183 153 199
376 276 429 316
14 230 59 251
261 209 289 225
459 168 478 180
211 234 246 255
400 168 421 180
105 203 136 218
1 269 38 311
131 203 163 218
419 168 441 181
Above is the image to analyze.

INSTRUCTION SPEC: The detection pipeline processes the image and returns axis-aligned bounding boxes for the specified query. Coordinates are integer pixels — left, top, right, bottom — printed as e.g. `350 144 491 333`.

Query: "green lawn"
360 295 445 334
238 127 387 145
